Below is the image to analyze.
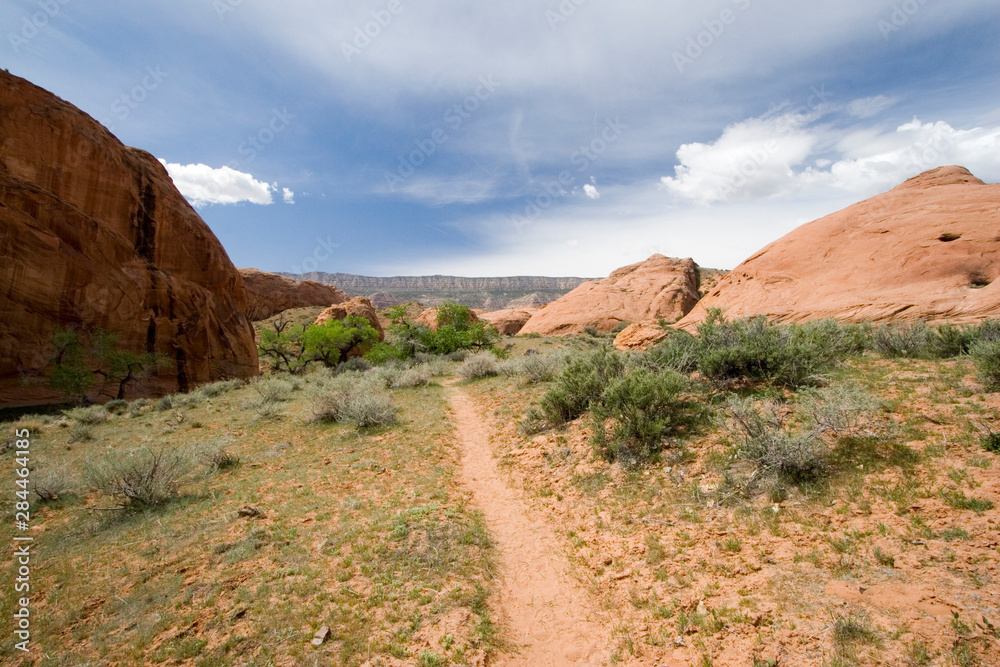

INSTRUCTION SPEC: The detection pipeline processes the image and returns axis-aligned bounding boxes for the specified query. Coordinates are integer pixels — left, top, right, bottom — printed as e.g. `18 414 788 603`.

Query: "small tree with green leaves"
45 327 165 403
302 316 380 368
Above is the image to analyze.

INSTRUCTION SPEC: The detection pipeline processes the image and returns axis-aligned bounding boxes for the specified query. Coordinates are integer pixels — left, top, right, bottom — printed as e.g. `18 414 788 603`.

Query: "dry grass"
0 375 498 666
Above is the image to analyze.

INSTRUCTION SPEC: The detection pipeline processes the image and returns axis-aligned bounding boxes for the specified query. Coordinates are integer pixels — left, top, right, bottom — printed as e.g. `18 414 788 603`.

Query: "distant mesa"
519 255 701 337
676 166 1000 330
479 307 541 336
316 296 385 341
0 70 257 406
239 268 348 321
504 292 553 309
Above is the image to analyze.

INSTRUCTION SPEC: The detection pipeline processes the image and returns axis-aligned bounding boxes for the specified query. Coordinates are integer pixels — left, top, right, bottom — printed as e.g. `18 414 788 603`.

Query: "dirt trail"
446 386 617 667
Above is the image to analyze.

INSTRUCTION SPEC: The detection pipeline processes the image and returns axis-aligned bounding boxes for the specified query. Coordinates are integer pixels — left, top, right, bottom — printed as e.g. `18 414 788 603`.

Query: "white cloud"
846 95 898 118
661 112 1000 204
159 160 274 206
583 184 600 199
282 187 295 204
659 107 820 204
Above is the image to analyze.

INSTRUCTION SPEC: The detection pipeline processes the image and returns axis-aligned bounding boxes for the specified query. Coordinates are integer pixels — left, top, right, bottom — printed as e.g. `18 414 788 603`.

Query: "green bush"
539 346 625 426
364 341 410 365
591 367 704 464
646 330 701 374
870 322 938 358
695 312 838 389
972 340 1000 390
726 398 830 486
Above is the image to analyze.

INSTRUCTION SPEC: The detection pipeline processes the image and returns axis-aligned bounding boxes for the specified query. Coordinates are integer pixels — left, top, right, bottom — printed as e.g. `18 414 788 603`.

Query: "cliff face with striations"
239 268 348 321
0 70 258 406
283 273 591 292
676 166 1000 330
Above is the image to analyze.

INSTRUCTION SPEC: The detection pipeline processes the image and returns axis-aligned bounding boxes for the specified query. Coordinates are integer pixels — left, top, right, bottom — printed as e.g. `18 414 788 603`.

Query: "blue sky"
3 0 999 277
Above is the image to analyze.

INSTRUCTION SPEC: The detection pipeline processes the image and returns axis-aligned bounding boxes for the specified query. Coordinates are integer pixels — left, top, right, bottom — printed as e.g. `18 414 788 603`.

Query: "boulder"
479 307 540 335
239 268 348 321
614 322 670 351
315 296 384 340
677 166 1000 329
0 71 257 406
413 307 481 332
519 255 700 337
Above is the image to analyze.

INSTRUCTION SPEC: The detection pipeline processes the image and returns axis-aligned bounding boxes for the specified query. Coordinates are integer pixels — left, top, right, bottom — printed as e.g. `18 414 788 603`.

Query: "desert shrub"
199 441 240 471
104 399 128 415
870 321 938 358
338 357 373 374
393 365 433 388
309 388 353 424
539 346 626 426
591 367 705 464
930 323 978 357
646 330 701 373
726 397 830 486
86 447 193 508
971 340 1000 390
249 377 293 403
32 466 73 501
66 405 110 425
348 391 399 428
198 379 243 398
500 353 566 383
367 364 404 388
457 352 500 381
155 395 174 411
799 383 886 438
582 326 599 337
69 424 94 442
696 313 837 389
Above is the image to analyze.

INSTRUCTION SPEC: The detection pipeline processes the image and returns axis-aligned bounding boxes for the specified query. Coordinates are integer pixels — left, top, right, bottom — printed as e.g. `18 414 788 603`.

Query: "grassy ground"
1 368 498 667
463 352 1000 666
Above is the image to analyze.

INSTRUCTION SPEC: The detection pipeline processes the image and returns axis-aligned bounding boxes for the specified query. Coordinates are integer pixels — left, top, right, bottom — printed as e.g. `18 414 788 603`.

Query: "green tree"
45 327 166 402
302 316 380 368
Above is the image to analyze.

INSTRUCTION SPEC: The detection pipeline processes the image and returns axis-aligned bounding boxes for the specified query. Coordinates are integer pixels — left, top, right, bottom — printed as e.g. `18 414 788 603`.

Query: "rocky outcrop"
0 71 257 406
315 297 384 340
480 307 540 336
504 292 553 309
413 307 482 332
239 268 347 321
677 166 1000 329
519 255 700 337
614 322 671 351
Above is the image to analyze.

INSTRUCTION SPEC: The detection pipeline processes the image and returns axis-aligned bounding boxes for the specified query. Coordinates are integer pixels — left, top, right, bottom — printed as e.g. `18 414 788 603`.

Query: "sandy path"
446 387 615 667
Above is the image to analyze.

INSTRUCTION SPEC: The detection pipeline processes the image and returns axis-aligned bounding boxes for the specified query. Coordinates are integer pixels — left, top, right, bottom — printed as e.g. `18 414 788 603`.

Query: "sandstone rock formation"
413 307 482 332
0 71 257 406
479 307 541 336
614 322 671 351
239 268 347 321
519 255 700 337
676 166 1000 330
315 297 384 340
